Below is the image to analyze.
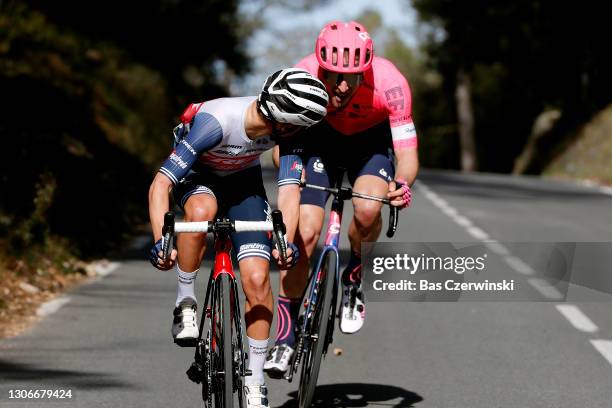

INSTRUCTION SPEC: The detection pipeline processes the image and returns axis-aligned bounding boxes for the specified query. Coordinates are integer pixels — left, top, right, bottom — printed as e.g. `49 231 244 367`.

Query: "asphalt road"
2 169 612 408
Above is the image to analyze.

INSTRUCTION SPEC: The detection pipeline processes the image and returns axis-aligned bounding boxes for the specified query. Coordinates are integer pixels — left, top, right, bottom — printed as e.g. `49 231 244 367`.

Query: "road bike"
282 169 399 408
161 211 288 408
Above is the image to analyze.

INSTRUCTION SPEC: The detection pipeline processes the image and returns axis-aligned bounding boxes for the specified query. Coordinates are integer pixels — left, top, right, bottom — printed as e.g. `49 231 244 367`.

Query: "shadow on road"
275 382 423 408
0 359 142 390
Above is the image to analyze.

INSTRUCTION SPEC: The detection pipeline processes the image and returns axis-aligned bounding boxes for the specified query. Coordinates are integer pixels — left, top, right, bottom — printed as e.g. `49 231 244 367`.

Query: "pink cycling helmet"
315 20 374 74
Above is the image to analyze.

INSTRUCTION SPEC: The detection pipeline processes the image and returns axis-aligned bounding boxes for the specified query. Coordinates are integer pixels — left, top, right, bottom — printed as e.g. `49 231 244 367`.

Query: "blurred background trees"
411 0 612 173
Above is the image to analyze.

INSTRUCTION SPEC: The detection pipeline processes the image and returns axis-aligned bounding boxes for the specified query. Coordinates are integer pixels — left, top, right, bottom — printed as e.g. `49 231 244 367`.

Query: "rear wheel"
298 250 337 408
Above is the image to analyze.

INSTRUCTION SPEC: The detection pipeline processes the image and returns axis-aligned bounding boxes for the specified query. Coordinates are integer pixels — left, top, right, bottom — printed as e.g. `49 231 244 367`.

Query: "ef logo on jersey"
313 159 325 174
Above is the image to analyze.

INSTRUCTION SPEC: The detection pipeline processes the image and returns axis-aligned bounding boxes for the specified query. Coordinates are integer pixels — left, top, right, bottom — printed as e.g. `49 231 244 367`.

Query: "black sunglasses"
322 71 363 88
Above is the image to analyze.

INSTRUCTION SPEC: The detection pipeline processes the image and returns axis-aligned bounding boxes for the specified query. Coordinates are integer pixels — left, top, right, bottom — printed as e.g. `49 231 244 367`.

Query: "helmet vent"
343 48 349 68
320 47 327 62
365 49 371 64
330 24 338 30
354 48 361 67
332 47 338 66
355 26 361 31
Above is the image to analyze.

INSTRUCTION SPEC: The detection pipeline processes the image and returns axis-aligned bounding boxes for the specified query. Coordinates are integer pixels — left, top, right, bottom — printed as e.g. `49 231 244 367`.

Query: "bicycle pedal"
174 338 198 347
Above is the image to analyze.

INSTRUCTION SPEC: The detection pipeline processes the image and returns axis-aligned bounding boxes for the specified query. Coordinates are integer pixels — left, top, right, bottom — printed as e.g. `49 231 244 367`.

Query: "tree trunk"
455 68 477 172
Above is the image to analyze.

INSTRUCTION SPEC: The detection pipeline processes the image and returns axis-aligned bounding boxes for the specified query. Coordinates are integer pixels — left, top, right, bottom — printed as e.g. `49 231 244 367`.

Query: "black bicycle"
281 169 399 408
161 211 288 408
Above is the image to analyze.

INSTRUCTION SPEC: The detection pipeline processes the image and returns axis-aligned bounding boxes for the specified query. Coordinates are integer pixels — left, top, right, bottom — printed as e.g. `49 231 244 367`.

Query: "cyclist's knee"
298 206 324 254
184 205 214 223
353 201 382 229
241 264 271 302
298 225 321 254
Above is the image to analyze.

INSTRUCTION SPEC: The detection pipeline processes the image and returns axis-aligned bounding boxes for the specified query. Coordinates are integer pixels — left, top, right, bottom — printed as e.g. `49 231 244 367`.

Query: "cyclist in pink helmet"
267 21 420 376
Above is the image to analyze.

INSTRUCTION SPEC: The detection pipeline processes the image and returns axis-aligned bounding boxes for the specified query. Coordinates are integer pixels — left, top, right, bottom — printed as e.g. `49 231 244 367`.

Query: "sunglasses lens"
324 71 362 87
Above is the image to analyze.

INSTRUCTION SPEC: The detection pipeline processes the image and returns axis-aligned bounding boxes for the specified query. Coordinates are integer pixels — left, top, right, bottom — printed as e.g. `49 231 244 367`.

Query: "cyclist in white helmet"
148 68 328 408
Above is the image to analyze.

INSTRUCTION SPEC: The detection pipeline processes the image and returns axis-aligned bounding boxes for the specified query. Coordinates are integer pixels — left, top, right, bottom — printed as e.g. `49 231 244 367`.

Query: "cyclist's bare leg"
265 204 324 373
240 257 274 339
240 256 274 386
278 204 325 298
177 194 217 271
348 175 386 255
172 194 217 341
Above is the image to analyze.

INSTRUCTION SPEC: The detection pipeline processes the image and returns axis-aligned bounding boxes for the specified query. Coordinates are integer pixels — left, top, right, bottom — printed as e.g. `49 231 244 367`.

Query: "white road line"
466 226 490 240
485 240 510 256
556 305 599 333
453 215 473 228
418 180 611 367
590 340 612 366
527 278 564 300
503 255 535 275
37 297 71 317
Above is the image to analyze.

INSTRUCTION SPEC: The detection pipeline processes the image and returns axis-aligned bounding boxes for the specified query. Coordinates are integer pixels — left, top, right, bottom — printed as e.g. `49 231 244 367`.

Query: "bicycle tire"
231 279 245 408
298 250 337 408
219 273 234 408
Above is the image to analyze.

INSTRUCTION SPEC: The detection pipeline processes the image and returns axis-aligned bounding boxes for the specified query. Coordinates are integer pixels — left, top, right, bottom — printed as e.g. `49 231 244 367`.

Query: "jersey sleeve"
383 65 418 150
277 138 304 187
159 112 223 184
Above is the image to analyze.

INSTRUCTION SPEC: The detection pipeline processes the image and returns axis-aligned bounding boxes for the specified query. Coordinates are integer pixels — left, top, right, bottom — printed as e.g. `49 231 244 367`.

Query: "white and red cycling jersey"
160 96 276 184
296 54 418 150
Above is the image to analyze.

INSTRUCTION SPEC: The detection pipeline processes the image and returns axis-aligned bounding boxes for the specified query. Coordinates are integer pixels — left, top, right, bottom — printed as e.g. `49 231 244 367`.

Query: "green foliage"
0 1 253 275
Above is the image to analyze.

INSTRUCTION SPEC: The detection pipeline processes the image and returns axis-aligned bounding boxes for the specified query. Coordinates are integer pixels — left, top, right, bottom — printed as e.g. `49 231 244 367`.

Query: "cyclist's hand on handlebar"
272 242 300 270
149 238 177 271
388 178 412 209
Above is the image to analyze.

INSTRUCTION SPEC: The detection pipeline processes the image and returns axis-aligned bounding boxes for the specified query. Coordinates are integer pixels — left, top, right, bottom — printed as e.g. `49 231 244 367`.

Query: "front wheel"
298 250 337 408
212 273 234 408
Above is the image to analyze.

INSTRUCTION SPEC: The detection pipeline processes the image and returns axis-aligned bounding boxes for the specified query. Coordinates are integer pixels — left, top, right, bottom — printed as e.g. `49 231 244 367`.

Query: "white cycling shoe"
244 384 269 408
339 283 365 334
263 344 294 378
172 298 198 344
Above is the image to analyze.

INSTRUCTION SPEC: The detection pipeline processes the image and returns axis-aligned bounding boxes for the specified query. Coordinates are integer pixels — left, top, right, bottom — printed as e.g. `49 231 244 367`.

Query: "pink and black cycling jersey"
295 54 418 150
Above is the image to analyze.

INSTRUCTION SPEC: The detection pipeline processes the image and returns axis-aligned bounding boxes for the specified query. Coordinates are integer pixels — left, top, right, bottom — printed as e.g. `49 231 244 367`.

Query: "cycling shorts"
173 165 272 262
279 120 395 208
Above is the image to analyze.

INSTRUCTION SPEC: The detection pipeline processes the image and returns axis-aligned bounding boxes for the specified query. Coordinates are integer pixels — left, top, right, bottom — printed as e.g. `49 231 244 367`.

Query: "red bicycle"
161 211 288 408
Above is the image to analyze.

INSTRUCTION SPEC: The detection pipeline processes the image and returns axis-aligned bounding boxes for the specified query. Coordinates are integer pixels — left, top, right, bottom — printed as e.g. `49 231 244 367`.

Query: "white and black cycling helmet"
257 68 329 127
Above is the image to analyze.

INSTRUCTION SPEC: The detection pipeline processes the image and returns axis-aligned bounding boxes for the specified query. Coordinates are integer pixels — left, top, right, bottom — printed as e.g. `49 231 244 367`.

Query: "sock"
245 336 268 386
275 296 301 348
342 250 362 286
176 265 198 306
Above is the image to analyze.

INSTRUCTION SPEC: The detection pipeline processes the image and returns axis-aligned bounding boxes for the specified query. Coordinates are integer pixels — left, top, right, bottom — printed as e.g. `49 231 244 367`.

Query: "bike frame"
301 190 342 343
286 173 345 382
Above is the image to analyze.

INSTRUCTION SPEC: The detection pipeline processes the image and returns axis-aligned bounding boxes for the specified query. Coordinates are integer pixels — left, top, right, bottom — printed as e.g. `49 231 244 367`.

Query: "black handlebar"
271 209 288 262
386 205 398 238
301 182 400 238
161 212 175 262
